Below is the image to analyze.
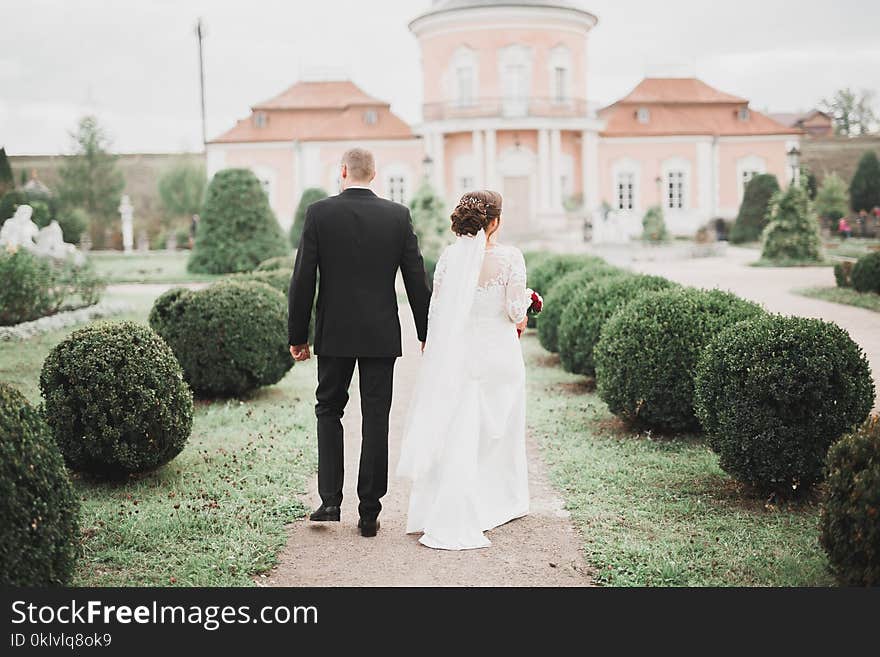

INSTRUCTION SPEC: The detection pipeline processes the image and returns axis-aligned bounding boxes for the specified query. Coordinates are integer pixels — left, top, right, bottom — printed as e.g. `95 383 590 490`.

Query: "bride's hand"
515 318 527 337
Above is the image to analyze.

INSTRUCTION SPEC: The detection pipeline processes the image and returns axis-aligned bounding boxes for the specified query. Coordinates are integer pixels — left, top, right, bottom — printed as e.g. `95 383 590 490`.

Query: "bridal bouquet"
518 290 544 337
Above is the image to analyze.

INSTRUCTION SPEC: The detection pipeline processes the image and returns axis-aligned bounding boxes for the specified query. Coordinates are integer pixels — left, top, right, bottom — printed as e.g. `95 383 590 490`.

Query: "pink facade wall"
419 25 588 105
561 130 583 196
597 140 700 211
717 139 791 210
444 132 477 193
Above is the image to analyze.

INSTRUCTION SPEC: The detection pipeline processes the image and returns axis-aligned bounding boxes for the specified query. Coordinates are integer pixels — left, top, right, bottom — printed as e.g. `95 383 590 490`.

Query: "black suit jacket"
288 188 431 358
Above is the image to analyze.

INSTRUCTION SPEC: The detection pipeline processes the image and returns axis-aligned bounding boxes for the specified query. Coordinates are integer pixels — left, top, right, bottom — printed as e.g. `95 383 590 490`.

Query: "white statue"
119 195 134 254
34 220 78 261
0 205 40 252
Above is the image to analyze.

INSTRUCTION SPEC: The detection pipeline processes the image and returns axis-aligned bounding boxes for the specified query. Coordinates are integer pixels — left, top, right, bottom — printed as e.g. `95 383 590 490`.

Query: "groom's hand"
290 344 311 362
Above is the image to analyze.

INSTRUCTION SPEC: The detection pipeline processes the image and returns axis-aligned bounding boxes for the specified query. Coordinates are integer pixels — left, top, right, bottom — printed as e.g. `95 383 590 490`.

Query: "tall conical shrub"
849 150 880 212
760 183 822 263
0 147 14 197
290 187 328 248
730 174 780 244
189 169 287 274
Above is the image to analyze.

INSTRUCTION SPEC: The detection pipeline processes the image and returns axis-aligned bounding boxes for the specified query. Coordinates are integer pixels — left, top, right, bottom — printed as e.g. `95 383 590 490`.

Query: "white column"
430 131 446 198
472 130 485 189
537 128 551 211
550 128 563 211
484 129 497 191
696 139 713 221
582 130 599 214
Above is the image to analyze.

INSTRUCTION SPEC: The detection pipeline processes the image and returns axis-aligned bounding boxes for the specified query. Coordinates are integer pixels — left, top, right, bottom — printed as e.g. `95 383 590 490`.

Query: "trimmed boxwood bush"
188 169 288 274
149 281 293 398
695 315 874 493
0 250 58 325
528 254 608 301
40 322 194 476
232 268 292 296
596 288 764 433
558 274 677 376
290 187 328 248
820 416 880 586
760 184 822 263
730 173 780 244
851 252 880 294
834 261 854 288
536 264 623 353
255 256 293 272
0 383 79 586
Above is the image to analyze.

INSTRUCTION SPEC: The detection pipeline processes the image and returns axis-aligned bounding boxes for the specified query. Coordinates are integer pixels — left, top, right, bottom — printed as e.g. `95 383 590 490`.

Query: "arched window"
548 45 572 105
736 155 767 201
382 163 412 205
450 46 478 107
611 158 640 212
661 157 692 211
499 44 533 117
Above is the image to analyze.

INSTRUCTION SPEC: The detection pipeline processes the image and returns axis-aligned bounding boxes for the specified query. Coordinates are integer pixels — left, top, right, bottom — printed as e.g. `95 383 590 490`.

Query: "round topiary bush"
820 416 880 586
834 261 853 289
149 280 293 398
40 322 194 476
188 168 288 274
596 287 764 433
558 274 677 376
0 383 79 586
536 264 623 353
695 315 874 493
0 250 58 325
528 254 608 302
255 256 293 272
851 251 880 294
232 268 292 296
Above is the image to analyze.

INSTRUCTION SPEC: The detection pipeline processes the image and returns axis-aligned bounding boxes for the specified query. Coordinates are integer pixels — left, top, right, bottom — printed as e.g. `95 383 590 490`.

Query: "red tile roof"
209 80 415 144
600 78 802 137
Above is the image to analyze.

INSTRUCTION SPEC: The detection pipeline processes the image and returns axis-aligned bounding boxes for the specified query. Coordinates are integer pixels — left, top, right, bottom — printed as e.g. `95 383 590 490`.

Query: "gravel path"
264 311 593 587
622 246 880 410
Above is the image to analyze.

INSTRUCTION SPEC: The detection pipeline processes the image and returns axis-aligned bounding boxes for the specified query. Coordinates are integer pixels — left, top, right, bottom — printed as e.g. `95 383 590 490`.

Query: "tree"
409 180 449 264
0 147 13 197
821 88 878 137
849 150 880 212
289 188 328 248
802 167 818 200
761 183 822 263
730 173 780 244
188 168 288 274
158 161 205 221
55 116 125 245
814 173 849 223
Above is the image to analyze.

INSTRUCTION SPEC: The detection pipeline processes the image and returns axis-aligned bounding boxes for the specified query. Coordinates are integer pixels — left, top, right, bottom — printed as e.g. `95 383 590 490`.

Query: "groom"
288 147 431 537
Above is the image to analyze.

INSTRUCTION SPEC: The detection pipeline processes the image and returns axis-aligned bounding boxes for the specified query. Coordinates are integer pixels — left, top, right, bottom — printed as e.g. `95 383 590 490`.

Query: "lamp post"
787 145 801 186
422 154 434 183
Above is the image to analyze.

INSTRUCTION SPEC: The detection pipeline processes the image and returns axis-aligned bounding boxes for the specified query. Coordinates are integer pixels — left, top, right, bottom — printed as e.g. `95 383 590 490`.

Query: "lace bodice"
431 243 531 325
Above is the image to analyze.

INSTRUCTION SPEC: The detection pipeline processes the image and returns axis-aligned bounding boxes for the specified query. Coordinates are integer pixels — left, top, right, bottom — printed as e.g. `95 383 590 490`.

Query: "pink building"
208 0 802 238
207 80 424 231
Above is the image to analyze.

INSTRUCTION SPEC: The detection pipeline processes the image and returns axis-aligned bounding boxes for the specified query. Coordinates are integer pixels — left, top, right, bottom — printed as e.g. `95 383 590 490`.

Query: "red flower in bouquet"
529 290 544 315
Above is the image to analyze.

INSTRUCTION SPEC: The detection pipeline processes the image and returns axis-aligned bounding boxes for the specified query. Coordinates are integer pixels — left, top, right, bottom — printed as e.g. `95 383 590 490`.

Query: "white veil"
397 229 486 479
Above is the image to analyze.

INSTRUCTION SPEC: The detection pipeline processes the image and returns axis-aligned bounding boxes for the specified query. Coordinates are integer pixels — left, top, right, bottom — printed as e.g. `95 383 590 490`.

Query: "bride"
397 190 532 551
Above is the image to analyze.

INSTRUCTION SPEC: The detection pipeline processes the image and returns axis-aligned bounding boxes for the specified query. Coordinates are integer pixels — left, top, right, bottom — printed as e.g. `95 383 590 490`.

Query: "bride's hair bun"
450 190 502 236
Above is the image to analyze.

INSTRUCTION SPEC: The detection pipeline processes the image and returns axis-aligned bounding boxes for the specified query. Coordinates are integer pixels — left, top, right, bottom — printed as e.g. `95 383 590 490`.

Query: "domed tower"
410 0 601 237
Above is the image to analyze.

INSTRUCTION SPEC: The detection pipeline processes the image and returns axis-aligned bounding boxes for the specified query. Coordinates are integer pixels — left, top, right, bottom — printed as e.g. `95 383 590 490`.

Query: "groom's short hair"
342 148 376 182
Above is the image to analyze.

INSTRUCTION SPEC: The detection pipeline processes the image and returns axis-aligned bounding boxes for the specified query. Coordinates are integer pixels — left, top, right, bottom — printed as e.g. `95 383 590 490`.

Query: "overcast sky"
2 0 879 155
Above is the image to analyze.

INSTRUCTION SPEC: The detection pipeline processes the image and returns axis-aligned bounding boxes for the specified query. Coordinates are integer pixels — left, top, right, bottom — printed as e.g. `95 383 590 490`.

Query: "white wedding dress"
397 231 531 550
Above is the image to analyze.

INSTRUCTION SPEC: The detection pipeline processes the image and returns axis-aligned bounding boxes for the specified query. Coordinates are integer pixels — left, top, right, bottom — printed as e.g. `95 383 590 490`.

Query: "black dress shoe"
309 505 340 522
357 517 380 537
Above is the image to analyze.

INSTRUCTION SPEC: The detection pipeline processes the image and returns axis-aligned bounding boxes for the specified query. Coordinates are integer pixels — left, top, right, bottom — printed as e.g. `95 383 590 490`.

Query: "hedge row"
532 251 876 585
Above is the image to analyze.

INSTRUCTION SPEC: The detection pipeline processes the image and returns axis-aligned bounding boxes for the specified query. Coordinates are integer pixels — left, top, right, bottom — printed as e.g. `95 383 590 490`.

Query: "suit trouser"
315 355 396 520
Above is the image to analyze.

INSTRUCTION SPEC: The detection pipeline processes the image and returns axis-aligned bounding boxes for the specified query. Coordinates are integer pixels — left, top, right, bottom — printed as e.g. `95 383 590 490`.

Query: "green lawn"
0 286 316 586
797 287 880 313
524 335 833 587
89 251 222 284
822 238 880 260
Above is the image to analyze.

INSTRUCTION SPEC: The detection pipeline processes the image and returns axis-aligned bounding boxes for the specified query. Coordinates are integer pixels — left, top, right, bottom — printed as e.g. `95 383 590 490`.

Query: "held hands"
290 344 311 362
